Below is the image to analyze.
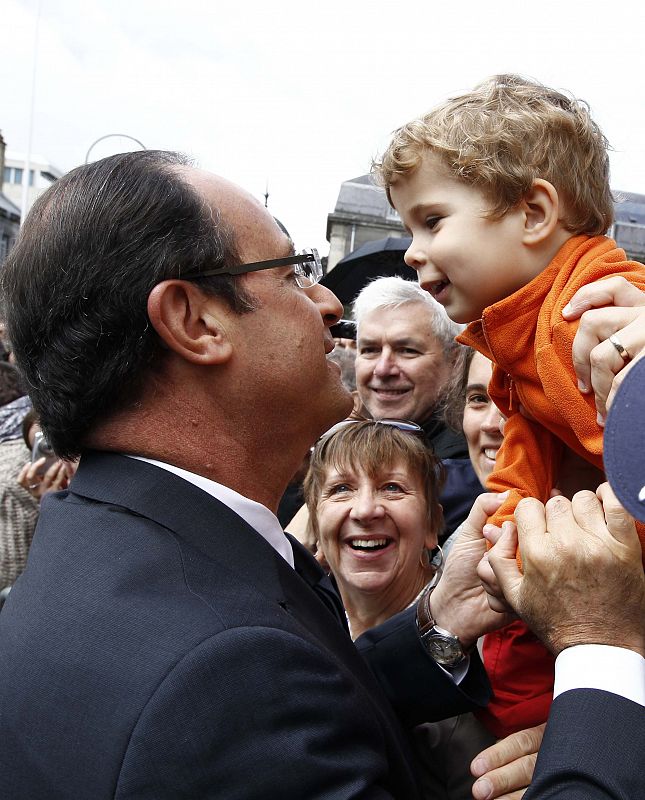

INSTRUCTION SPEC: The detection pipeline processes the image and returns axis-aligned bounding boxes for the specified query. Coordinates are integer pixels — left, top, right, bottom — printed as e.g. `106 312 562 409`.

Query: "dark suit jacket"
0 452 488 799
526 688 645 799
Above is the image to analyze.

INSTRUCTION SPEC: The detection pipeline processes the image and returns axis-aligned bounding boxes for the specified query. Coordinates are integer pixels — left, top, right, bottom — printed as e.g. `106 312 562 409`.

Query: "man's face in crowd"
185 169 353 443
355 302 451 425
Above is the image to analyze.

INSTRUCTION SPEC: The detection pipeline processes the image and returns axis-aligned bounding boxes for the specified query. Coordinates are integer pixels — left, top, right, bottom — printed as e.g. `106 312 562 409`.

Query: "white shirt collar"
127 455 294 568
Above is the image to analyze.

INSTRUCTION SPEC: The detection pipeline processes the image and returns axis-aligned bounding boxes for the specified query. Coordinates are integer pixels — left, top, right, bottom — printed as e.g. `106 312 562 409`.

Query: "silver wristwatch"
416 586 467 668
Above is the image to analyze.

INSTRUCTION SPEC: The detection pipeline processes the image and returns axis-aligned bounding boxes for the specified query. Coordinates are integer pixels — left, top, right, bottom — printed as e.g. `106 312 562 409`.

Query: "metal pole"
20 0 43 223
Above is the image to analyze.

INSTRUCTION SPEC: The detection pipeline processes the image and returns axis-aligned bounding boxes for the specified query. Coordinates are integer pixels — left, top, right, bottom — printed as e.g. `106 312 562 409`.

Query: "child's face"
390 153 539 323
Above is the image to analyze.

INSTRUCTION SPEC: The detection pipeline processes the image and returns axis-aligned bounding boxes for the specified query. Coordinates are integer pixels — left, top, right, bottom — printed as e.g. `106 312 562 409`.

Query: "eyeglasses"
181 248 323 289
316 418 424 446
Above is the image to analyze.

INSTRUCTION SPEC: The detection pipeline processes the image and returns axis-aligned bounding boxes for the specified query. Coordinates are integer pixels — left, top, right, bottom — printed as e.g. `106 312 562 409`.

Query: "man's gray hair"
351 276 463 353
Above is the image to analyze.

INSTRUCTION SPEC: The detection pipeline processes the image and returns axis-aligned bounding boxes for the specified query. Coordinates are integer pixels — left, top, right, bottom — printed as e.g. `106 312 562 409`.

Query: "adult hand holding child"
483 484 645 657
565 276 645 420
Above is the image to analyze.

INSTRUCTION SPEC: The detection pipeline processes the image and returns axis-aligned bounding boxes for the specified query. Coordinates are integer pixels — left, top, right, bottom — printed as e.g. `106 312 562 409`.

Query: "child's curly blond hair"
374 74 614 235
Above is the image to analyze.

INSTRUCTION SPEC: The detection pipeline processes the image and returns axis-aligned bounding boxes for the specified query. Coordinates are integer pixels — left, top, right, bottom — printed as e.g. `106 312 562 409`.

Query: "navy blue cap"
604 357 645 522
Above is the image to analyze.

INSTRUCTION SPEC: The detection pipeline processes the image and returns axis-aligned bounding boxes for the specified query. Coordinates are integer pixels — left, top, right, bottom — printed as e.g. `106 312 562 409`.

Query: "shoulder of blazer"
69 450 288 600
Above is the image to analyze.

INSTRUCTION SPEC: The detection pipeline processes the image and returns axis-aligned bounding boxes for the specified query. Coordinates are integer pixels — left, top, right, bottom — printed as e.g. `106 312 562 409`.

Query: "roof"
4 150 63 179
614 191 645 225
333 174 393 219
0 192 20 220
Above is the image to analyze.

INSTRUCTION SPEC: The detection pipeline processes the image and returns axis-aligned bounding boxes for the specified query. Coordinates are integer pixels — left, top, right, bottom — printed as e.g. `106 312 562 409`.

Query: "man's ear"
147 280 233 365
521 179 561 245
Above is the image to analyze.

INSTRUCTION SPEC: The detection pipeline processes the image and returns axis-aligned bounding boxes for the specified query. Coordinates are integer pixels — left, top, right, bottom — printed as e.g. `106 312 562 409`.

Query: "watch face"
427 633 464 666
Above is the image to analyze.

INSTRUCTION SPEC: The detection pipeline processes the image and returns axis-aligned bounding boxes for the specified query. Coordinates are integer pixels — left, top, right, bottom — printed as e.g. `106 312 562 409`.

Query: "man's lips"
368 386 412 396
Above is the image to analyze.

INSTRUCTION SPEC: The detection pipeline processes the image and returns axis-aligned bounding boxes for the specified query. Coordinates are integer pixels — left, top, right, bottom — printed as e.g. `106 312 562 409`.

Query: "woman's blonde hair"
304 420 444 542
374 74 614 235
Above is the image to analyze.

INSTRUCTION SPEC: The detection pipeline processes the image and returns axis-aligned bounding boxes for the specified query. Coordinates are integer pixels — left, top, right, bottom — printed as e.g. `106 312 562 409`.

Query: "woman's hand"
471 723 545 799
564 277 645 422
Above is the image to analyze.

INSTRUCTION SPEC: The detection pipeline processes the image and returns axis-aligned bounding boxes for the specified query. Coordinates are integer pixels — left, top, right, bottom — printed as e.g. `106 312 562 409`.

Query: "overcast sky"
2 0 645 254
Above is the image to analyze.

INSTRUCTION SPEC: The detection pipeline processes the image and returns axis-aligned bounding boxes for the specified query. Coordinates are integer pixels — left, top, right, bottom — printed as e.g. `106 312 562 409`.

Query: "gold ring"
608 334 631 363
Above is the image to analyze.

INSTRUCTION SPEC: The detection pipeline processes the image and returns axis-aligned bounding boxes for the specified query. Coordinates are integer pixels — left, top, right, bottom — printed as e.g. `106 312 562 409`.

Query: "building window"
0 234 9 264
13 168 23 185
3 167 10 184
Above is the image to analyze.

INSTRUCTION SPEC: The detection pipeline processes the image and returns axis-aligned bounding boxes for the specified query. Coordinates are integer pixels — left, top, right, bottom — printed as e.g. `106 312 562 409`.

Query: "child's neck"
526 226 577 283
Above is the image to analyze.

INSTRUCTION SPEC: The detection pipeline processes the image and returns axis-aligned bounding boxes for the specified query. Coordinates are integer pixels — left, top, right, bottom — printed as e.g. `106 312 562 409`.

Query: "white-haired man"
352 276 482 534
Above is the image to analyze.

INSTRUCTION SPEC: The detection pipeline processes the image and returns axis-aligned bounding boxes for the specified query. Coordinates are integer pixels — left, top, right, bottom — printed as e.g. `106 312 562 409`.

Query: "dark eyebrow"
465 383 489 393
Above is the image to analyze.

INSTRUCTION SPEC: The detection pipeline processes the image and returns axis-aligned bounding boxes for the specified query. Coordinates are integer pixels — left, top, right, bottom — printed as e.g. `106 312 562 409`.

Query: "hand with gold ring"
563 277 645 423
608 332 631 362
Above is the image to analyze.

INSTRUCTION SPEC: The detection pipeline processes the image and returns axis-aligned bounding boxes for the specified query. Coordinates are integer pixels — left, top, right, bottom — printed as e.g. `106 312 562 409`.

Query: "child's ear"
521 180 561 245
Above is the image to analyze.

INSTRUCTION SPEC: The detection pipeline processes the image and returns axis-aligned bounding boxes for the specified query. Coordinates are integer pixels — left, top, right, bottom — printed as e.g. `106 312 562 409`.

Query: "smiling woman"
303 419 498 799
304 419 444 639
443 347 503 490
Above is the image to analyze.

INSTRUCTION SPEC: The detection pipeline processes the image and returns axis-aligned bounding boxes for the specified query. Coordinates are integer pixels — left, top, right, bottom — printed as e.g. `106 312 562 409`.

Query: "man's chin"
315 386 354 435
335 386 355 420
366 400 411 421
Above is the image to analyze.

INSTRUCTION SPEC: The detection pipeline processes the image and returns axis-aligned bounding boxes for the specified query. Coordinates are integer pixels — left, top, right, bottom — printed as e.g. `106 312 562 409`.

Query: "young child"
373 74 645 737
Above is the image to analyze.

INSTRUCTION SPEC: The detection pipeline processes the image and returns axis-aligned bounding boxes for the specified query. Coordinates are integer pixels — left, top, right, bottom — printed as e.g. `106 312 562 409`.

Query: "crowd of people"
0 73 643 798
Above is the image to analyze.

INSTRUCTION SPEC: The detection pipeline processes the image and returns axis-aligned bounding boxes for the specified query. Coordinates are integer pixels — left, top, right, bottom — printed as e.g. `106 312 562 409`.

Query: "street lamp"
85 134 147 164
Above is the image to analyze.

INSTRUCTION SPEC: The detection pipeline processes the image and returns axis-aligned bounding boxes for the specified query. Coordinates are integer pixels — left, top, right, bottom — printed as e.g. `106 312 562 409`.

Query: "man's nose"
373 349 399 378
308 283 343 327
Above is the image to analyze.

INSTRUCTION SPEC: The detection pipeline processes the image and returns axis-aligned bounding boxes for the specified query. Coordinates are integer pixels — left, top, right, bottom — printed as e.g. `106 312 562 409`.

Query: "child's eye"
467 393 489 406
425 216 442 230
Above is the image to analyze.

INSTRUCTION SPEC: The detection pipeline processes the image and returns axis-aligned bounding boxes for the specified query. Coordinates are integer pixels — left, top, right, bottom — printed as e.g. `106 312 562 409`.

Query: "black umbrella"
321 236 415 307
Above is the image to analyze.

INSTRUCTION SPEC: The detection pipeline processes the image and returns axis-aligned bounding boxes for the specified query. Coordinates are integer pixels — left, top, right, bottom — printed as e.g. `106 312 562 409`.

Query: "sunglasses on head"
316 418 424 447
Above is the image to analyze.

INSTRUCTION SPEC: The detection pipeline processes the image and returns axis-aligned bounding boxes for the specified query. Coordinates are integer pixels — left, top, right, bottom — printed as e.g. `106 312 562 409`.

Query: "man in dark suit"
0 151 642 799
0 152 501 799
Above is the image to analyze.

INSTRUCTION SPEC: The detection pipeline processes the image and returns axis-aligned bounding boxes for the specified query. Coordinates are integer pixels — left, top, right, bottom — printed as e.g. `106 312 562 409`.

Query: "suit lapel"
287 535 349 631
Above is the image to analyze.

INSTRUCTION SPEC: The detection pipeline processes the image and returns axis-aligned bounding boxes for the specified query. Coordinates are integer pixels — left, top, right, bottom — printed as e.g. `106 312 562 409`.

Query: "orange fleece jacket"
458 234 645 737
